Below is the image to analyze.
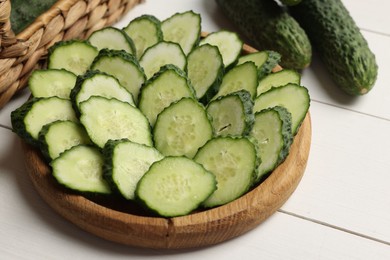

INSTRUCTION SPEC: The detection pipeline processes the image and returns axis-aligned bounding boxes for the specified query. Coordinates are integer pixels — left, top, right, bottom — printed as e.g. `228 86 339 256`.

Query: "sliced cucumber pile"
11 11 310 217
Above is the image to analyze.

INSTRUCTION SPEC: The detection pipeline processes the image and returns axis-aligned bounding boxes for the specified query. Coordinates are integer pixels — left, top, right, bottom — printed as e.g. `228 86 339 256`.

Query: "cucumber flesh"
237 51 268 68
103 139 164 200
212 61 258 100
11 97 78 146
28 69 77 99
136 156 217 217
123 14 163 59
138 65 195 126
91 49 145 104
206 90 254 137
186 44 224 100
161 10 201 55
194 136 259 207
250 106 293 182
200 30 243 68
153 97 213 158
79 96 152 148
51 145 111 194
254 83 310 135
48 40 98 75
88 27 136 55
257 69 301 96
38 120 91 161
71 70 135 111
140 41 187 79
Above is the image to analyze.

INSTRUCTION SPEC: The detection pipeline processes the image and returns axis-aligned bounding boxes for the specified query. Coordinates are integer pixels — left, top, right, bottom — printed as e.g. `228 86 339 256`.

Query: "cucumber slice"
161 10 201 55
153 97 213 158
250 106 293 182
237 51 269 68
254 83 310 135
138 64 195 126
90 49 145 104
79 96 152 148
186 44 224 101
48 40 98 75
199 30 243 68
194 136 259 208
70 70 135 113
123 14 163 59
38 120 91 161
28 69 77 99
103 139 164 200
88 27 136 55
139 41 187 79
11 97 78 146
258 50 282 79
135 156 217 217
51 145 111 194
257 69 301 96
206 90 254 137
211 61 258 101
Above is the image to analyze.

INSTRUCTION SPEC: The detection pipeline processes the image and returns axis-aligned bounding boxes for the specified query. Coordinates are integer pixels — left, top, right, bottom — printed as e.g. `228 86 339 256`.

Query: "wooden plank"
281 101 390 243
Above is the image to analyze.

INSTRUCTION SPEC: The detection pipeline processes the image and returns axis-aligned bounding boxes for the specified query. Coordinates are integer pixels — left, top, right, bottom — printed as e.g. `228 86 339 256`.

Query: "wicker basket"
0 0 144 109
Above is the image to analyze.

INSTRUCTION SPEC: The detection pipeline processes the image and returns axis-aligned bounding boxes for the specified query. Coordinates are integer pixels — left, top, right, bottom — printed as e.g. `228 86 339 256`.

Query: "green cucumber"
250 106 293 182
161 10 201 55
103 139 164 200
11 97 78 146
50 145 111 194
254 83 310 135
139 41 187 79
138 64 195 126
216 0 311 70
48 40 98 75
211 61 258 101
206 90 254 137
153 97 213 158
38 120 91 161
123 14 163 59
186 44 224 102
28 69 77 99
290 0 378 95
257 69 301 96
199 30 243 68
79 96 152 148
90 49 145 104
194 136 259 208
70 70 135 114
88 27 136 55
135 156 217 217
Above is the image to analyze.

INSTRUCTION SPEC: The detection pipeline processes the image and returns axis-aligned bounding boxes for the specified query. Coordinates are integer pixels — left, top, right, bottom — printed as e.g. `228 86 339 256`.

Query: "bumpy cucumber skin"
11 98 40 146
280 0 301 6
258 51 282 79
290 0 378 95
207 90 254 137
216 0 312 70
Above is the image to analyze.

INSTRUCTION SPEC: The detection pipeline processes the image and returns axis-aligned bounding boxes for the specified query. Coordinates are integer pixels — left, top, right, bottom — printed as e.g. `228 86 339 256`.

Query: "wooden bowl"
20 42 312 249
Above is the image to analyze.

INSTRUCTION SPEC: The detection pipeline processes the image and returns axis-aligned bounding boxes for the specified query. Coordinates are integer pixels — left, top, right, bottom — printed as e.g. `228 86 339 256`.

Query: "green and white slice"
88 26 136 55
153 97 213 158
103 139 164 200
138 64 195 126
161 10 201 55
194 136 259 208
123 14 163 59
51 145 111 194
79 96 152 148
257 69 301 96
28 69 77 99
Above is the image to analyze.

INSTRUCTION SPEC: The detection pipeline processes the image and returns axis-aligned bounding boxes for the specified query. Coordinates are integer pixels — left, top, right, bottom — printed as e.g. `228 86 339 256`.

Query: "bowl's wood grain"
21 112 311 249
20 38 311 249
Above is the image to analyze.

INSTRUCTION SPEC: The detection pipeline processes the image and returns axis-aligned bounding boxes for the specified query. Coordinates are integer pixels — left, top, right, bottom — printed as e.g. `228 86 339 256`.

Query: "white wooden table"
1 0 389 259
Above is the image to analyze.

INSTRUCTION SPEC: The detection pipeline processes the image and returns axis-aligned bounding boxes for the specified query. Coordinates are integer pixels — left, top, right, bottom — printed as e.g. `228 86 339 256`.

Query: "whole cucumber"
290 0 378 95
216 0 312 70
